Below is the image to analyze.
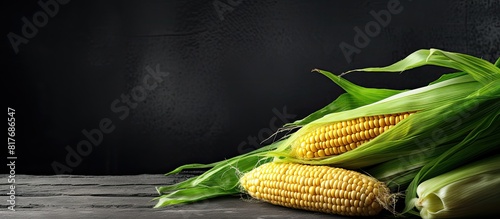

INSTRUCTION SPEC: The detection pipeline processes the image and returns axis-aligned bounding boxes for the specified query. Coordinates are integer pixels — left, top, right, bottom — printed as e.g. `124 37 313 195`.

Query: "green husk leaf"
154 142 281 206
154 187 233 207
365 145 450 191
366 129 498 192
290 71 404 126
402 80 500 214
341 49 500 85
428 72 467 85
292 69 471 127
413 155 500 219
166 163 222 176
164 141 276 176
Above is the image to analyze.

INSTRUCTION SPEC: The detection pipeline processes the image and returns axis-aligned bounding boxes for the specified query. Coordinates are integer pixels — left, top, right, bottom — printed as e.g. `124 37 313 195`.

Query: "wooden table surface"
0 173 359 219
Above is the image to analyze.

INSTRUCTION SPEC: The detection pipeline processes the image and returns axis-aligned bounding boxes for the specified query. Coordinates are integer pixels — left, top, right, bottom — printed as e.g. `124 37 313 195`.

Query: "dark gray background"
3 0 499 174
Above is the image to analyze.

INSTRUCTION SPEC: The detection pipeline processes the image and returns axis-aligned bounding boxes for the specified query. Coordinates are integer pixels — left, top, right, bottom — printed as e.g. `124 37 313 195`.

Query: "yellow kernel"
354 123 361 132
326 131 332 140
347 135 353 144
395 116 401 123
339 136 345 145
353 133 360 142
340 146 346 153
379 118 385 127
324 148 331 156
317 149 325 157
309 144 317 153
325 138 332 147
389 116 395 125
341 127 347 136
308 186 315 195
344 198 351 207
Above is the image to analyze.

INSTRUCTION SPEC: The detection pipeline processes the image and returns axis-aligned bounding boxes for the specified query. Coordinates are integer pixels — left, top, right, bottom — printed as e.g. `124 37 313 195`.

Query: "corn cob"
292 112 414 158
240 162 391 216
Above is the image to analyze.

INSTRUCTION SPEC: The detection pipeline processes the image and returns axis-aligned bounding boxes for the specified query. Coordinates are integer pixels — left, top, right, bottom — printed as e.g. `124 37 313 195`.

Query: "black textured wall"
3 0 499 174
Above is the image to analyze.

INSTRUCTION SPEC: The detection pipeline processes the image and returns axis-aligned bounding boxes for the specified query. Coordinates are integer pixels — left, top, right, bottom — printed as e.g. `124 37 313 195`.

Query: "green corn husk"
153 143 278 207
401 96 500 215
356 80 499 193
365 130 499 192
411 154 500 219
365 144 451 192
154 49 500 210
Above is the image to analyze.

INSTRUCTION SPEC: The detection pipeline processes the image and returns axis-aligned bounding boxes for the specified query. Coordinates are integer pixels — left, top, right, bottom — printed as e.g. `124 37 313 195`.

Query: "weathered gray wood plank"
0 174 354 218
0 197 347 219
1 196 155 209
0 174 197 186
1 207 345 219
8 184 157 197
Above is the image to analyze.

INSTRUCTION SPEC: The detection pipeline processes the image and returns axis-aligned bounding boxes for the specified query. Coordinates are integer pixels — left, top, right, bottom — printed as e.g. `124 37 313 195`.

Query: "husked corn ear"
293 112 414 158
240 162 391 216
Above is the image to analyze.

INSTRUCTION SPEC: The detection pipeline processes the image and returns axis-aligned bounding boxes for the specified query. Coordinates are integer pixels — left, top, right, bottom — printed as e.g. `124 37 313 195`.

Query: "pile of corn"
155 49 500 218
